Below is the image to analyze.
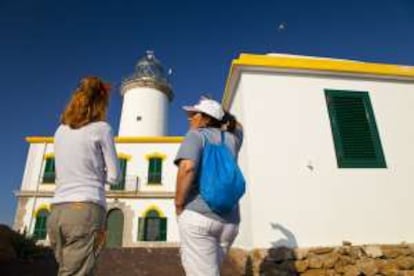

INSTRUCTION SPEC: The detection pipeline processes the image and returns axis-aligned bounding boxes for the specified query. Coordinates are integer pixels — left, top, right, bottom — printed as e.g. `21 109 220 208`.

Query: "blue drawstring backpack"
198 131 246 214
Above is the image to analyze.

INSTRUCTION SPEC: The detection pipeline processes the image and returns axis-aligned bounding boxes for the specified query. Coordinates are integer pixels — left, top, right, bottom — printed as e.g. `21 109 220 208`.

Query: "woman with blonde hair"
47 76 120 276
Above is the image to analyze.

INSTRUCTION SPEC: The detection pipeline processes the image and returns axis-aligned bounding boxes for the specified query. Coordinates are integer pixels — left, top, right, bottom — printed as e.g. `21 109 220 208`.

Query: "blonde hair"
61 76 110 129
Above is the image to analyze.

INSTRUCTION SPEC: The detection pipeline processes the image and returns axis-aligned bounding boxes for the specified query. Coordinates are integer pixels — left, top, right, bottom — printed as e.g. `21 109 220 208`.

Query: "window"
42 157 55 183
148 158 162 184
33 209 49 240
137 209 167 241
111 158 127 190
325 89 386 168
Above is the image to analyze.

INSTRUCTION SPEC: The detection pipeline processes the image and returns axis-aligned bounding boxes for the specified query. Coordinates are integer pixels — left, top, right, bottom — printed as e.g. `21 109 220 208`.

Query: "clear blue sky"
1 0 414 226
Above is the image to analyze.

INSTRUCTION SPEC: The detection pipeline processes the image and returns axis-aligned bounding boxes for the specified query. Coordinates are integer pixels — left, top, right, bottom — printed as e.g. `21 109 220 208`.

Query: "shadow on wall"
259 223 299 276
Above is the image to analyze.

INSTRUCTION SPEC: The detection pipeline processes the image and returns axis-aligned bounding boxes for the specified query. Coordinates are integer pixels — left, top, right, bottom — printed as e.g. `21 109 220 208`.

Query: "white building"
223 53 414 249
14 51 183 247
14 52 414 250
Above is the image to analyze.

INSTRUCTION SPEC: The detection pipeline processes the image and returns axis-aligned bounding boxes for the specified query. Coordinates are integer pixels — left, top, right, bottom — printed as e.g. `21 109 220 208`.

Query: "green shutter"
138 217 145 241
42 158 55 183
325 89 386 168
33 210 48 240
148 158 162 184
111 158 126 190
160 218 167 241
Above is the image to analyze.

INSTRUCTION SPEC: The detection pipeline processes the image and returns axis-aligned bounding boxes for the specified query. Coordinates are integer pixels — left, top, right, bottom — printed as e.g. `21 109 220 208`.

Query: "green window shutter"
160 218 167 241
111 158 127 190
33 210 49 240
42 158 55 183
138 217 145 241
325 89 386 168
148 158 162 184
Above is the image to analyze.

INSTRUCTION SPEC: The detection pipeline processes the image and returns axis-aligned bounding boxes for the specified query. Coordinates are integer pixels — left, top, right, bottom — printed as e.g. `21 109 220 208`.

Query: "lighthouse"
119 51 173 136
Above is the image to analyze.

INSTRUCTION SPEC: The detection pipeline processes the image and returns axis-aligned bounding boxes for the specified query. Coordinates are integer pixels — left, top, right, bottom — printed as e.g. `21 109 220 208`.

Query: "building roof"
222 53 414 108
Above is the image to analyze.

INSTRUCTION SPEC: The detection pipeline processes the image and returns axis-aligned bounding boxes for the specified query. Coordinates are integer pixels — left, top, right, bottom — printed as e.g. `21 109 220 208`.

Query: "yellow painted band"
236 53 414 77
43 153 55 159
33 204 50 216
141 205 165 217
118 153 132 160
145 152 167 160
26 136 184 144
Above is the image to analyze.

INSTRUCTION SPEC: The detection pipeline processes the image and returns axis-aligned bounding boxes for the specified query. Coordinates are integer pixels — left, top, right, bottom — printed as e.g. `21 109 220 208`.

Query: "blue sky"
1 0 414 225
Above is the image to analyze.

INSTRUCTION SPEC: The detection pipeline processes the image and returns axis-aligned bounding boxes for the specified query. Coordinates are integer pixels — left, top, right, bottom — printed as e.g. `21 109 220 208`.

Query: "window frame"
33 209 49 240
42 157 56 184
111 158 127 190
147 157 163 184
325 89 386 168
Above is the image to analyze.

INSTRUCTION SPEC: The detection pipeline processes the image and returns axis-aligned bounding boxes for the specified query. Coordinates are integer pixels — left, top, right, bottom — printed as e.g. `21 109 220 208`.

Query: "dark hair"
200 113 222 128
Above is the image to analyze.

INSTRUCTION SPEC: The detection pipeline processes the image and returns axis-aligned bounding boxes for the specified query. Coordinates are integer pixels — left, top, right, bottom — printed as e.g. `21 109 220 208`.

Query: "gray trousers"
47 202 106 276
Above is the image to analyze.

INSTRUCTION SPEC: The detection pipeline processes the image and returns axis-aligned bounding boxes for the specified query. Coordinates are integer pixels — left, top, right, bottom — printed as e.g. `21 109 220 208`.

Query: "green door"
106 209 124 248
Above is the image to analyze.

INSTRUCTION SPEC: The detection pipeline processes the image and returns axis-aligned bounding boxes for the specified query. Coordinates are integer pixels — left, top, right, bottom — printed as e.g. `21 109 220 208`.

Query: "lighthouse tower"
119 51 173 136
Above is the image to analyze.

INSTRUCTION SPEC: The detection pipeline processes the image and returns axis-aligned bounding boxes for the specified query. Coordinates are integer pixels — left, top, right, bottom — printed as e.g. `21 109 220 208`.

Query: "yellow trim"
222 53 414 108
33 204 50 217
26 136 184 144
145 152 167 160
118 153 132 161
236 53 414 77
141 205 165 217
26 137 54 143
43 153 55 159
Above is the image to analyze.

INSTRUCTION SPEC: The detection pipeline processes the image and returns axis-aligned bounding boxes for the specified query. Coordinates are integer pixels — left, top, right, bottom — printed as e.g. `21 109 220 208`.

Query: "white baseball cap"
182 97 225 121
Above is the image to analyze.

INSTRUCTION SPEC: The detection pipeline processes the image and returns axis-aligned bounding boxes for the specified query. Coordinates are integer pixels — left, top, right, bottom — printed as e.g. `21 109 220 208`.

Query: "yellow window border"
43 153 55 159
118 153 132 161
141 205 165 217
145 152 167 160
33 204 50 216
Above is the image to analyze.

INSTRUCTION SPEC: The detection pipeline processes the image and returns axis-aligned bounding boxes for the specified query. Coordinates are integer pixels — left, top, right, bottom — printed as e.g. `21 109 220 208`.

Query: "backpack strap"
220 131 225 145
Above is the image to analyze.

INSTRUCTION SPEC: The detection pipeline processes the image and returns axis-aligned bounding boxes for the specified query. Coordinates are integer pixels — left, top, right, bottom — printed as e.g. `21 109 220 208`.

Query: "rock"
311 247 334 255
294 248 309 260
302 269 326 276
342 265 360 276
357 259 378 275
308 255 323 269
334 256 355 273
379 260 399 275
349 246 364 260
294 259 309 273
362 245 383 258
342 241 352 246
225 248 249 275
395 256 414 270
382 245 412 259
322 253 339 269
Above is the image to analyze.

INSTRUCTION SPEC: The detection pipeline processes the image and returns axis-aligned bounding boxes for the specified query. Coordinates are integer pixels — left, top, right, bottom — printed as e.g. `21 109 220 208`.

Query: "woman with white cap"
174 97 243 276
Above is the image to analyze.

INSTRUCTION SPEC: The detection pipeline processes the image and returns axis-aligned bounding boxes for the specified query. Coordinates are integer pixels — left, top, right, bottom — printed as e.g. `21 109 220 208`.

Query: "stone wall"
243 243 414 276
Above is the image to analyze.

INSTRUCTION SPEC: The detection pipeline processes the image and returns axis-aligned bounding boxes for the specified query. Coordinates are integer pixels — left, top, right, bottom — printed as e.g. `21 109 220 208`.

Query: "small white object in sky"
168 68 173 75
278 22 286 32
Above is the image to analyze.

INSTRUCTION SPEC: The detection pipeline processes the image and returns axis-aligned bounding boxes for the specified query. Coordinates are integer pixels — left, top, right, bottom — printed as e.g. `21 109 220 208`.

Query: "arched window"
33 209 49 240
138 209 167 241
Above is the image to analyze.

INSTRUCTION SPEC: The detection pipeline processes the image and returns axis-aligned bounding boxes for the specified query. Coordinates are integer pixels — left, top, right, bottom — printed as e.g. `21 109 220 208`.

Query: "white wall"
232 71 414 248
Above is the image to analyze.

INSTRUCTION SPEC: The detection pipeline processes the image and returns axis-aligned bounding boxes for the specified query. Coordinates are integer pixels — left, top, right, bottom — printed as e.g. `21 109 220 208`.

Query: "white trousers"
178 210 239 276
